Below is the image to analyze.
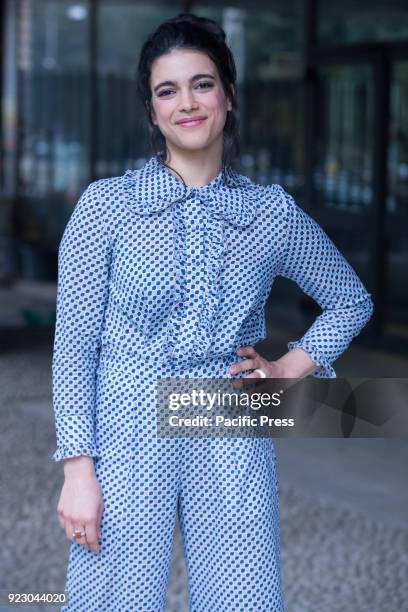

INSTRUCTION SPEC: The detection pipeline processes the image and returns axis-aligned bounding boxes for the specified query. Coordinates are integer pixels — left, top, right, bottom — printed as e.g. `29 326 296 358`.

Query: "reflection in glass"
315 64 373 212
318 0 408 47
388 62 408 216
386 62 408 337
194 3 305 190
15 0 91 254
96 1 180 178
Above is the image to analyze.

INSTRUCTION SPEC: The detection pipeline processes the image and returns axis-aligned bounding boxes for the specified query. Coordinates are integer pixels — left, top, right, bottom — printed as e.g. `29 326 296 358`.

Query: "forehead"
150 48 217 83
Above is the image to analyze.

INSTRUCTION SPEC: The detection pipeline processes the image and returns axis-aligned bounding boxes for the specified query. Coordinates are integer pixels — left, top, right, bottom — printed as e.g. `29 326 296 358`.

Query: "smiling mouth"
177 118 207 128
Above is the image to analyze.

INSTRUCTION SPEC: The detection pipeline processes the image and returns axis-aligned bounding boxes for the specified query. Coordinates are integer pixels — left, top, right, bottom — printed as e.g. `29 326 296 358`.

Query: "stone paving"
0 337 407 611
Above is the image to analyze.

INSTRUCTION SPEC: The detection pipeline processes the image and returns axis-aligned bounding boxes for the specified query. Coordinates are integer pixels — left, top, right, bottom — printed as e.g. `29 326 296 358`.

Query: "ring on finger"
254 368 267 378
73 527 86 540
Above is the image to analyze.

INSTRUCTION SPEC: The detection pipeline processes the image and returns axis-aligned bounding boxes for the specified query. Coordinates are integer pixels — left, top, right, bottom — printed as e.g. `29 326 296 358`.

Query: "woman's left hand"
229 345 283 379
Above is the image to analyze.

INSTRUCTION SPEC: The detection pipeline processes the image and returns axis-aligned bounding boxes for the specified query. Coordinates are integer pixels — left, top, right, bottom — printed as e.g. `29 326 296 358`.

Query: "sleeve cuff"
51 444 99 463
51 410 98 462
287 340 337 379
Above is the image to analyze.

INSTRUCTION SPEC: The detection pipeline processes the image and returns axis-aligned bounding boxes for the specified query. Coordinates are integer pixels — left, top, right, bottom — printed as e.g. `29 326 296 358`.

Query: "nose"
179 87 198 111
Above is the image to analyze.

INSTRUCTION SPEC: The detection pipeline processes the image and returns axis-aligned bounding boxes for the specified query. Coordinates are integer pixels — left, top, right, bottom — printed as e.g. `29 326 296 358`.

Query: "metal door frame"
304 0 408 345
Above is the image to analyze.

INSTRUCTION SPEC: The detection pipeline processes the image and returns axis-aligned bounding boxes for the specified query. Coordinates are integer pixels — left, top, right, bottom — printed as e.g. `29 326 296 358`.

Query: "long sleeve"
275 186 374 378
51 180 112 462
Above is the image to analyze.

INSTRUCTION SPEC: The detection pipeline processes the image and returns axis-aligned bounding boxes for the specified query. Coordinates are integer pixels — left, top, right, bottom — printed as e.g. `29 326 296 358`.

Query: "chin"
174 139 212 152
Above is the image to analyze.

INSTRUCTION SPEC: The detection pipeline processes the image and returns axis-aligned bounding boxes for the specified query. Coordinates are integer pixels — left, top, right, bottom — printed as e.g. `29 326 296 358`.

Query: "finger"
230 377 244 390
69 522 88 548
237 345 257 357
230 358 258 376
84 519 100 553
253 367 270 379
77 535 88 549
96 503 104 541
231 373 264 392
84 521 100 555
244 370 264 379
95 520 100 544
64 519 74 542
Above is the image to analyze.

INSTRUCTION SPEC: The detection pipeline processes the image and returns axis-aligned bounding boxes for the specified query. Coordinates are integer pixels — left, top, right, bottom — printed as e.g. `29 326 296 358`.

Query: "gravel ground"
0 336 407 611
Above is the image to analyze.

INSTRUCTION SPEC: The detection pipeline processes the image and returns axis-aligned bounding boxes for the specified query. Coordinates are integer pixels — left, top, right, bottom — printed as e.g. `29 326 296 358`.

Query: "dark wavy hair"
136 13 240 179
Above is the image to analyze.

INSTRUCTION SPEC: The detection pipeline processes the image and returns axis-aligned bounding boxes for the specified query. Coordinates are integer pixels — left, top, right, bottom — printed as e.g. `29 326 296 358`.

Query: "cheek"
208 91 228 119
203 88 227 114
153 100 174 124
203 101 227 139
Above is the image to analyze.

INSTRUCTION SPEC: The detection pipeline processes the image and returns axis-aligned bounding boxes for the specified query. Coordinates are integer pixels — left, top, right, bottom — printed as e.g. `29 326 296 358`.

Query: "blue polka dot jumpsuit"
51 154 374 611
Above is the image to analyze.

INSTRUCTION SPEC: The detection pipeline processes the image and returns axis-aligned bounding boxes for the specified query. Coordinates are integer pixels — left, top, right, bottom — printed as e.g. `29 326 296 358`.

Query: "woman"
51 13 374 612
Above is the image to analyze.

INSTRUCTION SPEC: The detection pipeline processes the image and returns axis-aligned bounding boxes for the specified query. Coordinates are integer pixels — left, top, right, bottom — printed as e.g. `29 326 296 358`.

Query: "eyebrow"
153 73 216 93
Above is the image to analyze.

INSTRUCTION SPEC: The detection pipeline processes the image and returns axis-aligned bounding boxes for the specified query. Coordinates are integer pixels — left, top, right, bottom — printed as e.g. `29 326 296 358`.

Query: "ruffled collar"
122 154 260 228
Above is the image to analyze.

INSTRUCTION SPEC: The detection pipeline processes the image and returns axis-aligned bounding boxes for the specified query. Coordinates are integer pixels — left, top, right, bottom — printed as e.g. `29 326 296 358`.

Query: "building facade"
1 0 407 352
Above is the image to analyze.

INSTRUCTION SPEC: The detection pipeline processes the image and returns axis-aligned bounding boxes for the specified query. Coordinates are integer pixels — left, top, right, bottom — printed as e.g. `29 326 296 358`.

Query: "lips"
176 116 207 127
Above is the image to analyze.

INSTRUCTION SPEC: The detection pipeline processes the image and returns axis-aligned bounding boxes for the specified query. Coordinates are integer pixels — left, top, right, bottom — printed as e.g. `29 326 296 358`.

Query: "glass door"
315 64 373 214
312 62 374 288
385 60 408 341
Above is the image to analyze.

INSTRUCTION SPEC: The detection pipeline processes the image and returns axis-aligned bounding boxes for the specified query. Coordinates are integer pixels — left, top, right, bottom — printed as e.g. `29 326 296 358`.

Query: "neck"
161 143 224 188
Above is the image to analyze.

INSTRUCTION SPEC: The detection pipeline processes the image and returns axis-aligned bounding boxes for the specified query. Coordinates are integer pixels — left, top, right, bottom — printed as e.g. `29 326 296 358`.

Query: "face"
149 48 233 157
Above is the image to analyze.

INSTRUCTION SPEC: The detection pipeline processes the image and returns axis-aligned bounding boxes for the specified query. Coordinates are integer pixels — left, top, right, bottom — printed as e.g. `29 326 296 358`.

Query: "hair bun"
169 13 226 43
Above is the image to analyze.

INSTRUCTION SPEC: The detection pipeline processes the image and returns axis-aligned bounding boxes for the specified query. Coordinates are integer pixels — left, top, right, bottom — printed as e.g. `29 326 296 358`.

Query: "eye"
157 81 213 98
157 89 174 98
196 81 213 90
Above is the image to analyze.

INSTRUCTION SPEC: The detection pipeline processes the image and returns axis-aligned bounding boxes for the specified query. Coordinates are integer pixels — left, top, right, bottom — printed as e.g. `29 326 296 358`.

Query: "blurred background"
0 1 407 611
1 0 408 354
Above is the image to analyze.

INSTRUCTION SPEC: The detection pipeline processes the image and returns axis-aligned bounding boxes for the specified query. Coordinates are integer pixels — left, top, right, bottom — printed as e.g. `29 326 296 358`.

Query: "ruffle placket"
122 155 261 366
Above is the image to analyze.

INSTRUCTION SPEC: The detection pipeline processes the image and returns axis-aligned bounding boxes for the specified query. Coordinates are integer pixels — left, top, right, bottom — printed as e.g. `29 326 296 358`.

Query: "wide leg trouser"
179 436 284 611
62 435 284 611
61 360 285 611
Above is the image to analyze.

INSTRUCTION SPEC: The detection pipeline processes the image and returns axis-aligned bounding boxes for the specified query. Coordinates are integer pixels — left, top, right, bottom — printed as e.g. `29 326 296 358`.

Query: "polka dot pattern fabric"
51 154 373 610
